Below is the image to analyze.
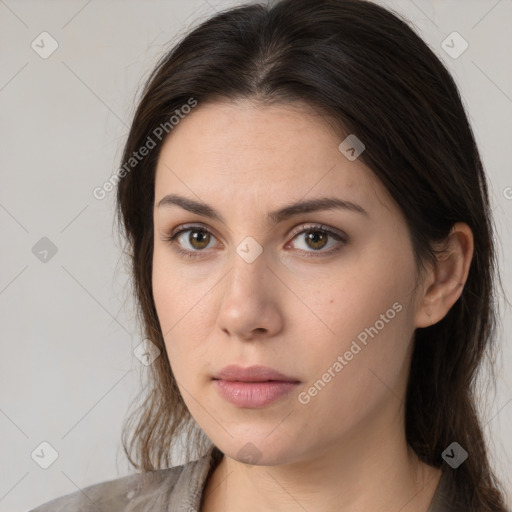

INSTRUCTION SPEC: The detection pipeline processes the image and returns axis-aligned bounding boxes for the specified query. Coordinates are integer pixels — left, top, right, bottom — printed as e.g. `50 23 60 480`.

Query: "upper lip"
213 365 300 383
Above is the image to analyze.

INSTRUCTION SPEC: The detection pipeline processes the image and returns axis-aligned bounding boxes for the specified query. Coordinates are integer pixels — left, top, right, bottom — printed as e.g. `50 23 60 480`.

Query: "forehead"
154 99 395 218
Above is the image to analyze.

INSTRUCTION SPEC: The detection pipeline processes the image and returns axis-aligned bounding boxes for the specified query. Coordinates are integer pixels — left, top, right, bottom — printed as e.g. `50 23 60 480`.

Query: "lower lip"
213 379 300 407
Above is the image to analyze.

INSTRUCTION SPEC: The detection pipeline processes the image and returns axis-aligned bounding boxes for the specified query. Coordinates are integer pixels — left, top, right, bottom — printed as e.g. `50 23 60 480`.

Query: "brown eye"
303 230 329 251
162 225 220 260
188 229 211 250
165 223 346 260
287 224 346 256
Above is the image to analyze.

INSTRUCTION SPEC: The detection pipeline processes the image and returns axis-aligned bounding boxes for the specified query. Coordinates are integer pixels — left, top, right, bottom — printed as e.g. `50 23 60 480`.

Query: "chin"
216 434 302 467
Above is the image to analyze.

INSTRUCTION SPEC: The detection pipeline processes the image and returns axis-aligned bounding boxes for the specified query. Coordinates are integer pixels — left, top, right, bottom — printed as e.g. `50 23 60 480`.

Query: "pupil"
192 230 209 248
308 231 326 249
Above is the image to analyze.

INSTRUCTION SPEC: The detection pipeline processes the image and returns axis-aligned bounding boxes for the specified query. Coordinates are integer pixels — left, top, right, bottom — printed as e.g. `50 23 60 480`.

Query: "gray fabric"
28 446 459 512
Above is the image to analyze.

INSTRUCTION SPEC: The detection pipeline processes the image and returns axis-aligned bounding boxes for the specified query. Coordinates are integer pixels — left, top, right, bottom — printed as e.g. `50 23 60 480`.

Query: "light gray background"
1 1 511 511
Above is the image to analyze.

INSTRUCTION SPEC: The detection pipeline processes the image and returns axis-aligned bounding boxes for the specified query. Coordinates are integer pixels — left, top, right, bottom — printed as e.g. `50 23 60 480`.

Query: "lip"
212 365 301 408
213 364 300 383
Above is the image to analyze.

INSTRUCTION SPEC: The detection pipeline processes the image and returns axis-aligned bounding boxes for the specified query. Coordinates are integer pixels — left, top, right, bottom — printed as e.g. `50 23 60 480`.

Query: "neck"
200 407 441 512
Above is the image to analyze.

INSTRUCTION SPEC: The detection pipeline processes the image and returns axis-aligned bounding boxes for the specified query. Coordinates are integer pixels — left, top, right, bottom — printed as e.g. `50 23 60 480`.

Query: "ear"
414 222 474 328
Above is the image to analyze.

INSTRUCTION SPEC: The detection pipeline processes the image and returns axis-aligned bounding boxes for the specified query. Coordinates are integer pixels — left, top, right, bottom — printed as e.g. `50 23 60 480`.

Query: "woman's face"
152 99 423 465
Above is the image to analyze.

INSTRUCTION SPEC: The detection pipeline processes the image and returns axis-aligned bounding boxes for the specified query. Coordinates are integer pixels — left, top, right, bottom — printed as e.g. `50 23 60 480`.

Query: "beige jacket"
28 445 462 512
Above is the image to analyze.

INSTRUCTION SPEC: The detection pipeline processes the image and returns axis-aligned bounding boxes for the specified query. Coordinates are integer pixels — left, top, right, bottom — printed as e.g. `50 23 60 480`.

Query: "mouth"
212 364 301 383
212 365 301 408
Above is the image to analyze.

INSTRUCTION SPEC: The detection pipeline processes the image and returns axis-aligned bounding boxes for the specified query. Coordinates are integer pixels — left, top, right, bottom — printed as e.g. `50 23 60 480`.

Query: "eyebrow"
156 193 368 225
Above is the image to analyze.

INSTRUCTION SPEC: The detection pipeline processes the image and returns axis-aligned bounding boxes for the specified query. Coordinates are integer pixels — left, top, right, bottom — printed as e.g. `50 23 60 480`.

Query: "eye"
161 223 347 259
286 223 347 257
163 225 217 259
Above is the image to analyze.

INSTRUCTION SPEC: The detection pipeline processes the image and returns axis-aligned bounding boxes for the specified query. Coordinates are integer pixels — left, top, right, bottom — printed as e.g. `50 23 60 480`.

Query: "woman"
30 0 510 510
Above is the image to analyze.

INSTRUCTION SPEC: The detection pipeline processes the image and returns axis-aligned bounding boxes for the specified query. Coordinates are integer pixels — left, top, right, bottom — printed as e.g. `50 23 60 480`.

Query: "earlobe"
414 223 474 328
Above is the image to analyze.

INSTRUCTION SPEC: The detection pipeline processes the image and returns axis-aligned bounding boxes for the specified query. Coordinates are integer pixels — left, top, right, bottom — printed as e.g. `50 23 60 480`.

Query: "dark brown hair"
116 0 508 509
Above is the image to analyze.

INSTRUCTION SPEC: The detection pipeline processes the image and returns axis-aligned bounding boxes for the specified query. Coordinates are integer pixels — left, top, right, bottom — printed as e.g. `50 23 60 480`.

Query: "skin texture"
152 99 474 512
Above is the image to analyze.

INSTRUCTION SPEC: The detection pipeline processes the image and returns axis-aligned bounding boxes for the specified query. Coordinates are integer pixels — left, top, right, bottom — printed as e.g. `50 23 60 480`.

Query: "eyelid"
168 222 346 241
165 222 348 257
169 222 216 239
287 222 347 242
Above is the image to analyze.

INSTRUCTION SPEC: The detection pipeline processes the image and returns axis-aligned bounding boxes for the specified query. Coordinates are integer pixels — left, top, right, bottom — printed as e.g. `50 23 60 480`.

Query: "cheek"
317 252 413 338
298 243 417 384
295 292 414 440
152 252 216 378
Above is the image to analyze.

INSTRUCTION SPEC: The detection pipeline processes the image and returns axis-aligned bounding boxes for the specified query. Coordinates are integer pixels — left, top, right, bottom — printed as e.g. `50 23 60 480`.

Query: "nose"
215 247 284 341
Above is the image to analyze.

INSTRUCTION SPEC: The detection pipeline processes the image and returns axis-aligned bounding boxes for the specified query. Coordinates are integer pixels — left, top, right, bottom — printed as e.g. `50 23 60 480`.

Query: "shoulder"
27 464 185 512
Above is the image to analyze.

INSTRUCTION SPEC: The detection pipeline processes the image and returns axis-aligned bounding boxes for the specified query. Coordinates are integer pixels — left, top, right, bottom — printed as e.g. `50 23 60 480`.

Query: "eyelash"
162 223 347 260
